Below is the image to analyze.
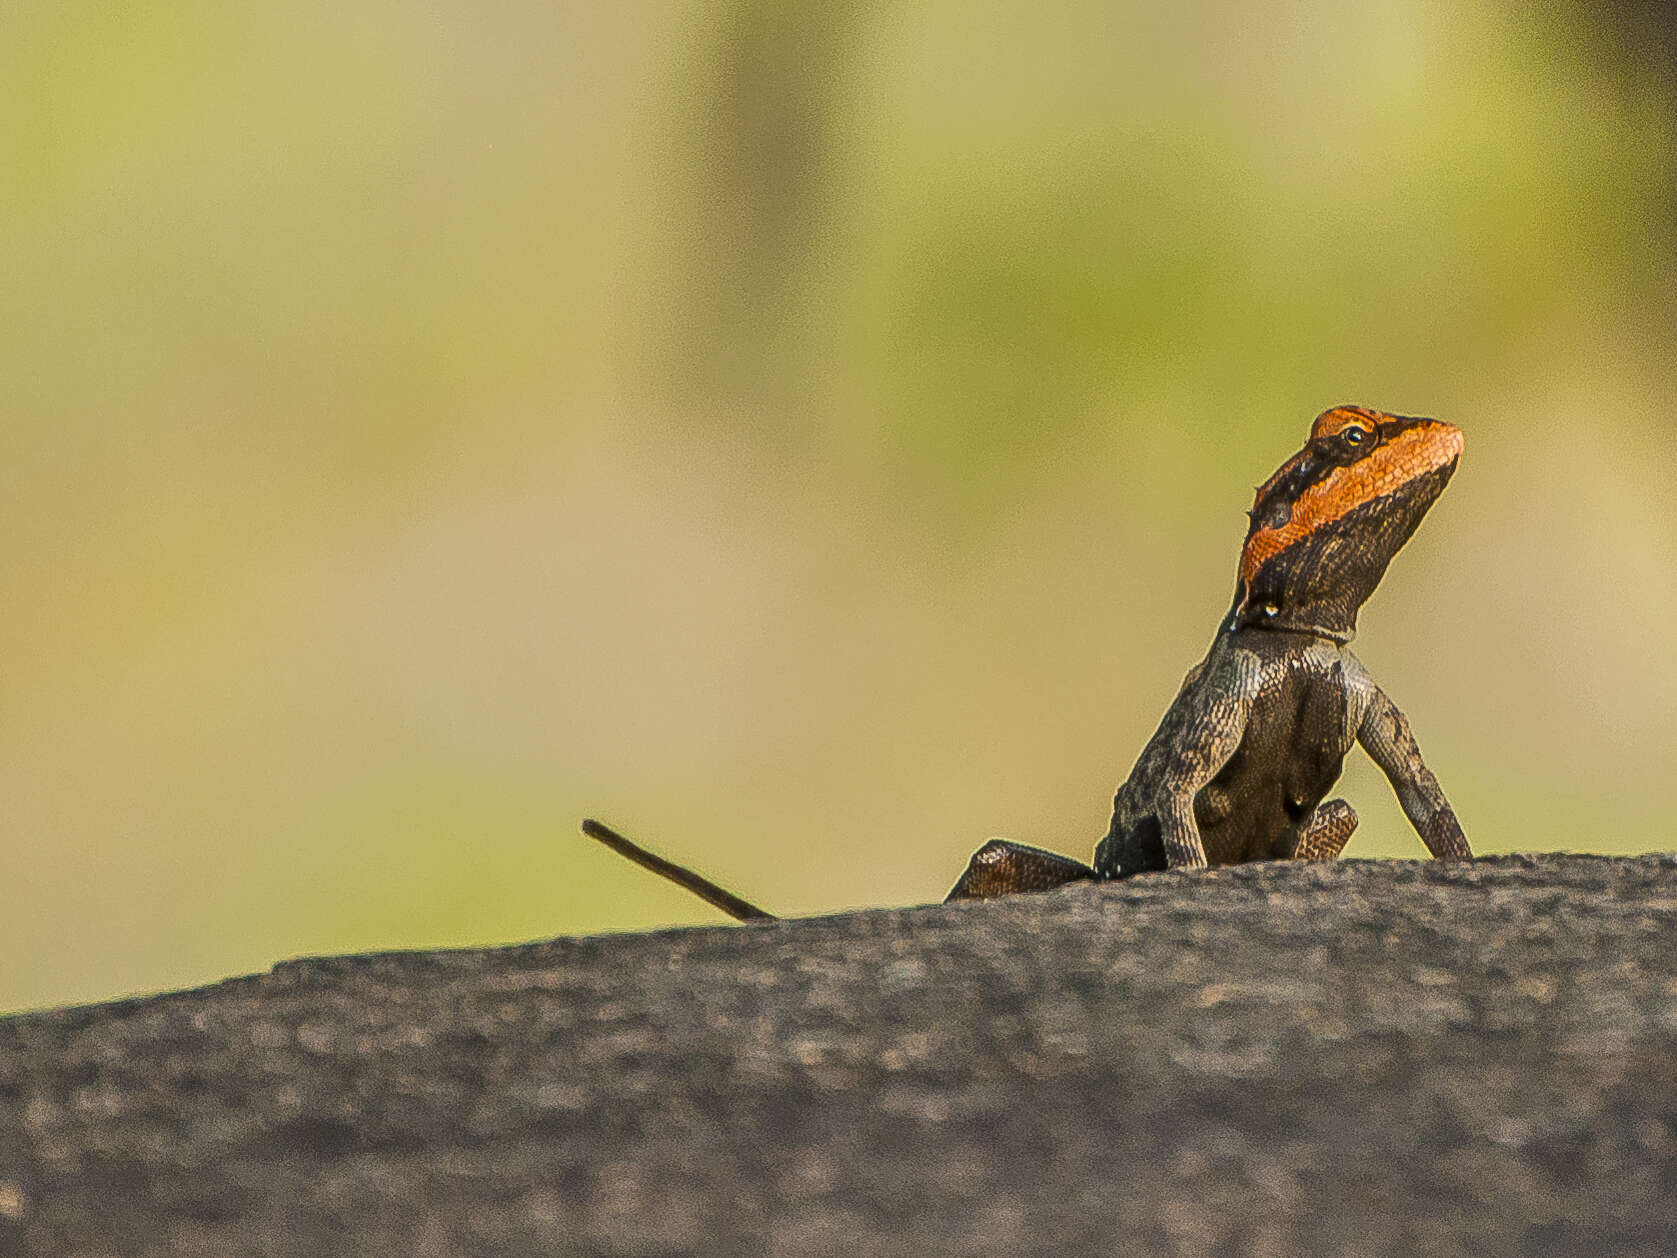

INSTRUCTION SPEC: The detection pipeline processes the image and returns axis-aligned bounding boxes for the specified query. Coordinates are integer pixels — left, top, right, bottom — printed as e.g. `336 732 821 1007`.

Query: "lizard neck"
1219 606 1355 647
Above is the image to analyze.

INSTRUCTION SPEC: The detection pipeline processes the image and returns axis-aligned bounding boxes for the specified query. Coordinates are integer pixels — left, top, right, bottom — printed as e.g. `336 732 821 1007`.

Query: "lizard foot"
945 840 1096 902
1287 798 1357 862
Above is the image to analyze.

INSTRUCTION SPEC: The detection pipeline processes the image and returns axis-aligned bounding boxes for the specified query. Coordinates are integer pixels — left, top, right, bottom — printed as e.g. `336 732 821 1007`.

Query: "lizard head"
1231 406 1462 642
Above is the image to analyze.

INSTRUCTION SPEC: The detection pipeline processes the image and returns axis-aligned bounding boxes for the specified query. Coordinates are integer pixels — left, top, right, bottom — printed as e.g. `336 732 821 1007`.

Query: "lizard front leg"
1357 686 1472 860
1151 687 1255 869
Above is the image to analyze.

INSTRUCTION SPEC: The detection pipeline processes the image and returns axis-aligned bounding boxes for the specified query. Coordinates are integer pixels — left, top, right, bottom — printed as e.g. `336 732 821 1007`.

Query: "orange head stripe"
1239 421 1462 587
1252 408 1382 503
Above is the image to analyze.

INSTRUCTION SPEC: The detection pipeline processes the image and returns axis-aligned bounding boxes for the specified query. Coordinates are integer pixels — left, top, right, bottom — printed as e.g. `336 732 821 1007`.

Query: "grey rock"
4 854 1677 1256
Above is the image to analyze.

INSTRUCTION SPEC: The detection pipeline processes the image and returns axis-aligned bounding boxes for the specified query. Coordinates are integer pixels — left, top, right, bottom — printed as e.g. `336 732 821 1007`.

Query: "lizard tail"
580 818 779 923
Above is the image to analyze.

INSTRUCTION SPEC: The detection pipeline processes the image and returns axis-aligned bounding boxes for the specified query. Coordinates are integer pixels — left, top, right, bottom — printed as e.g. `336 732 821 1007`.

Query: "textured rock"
4 854 1677 1256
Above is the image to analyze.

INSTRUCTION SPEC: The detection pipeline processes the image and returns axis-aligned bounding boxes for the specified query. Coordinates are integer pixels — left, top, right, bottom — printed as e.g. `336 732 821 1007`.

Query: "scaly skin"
947 406 1470 900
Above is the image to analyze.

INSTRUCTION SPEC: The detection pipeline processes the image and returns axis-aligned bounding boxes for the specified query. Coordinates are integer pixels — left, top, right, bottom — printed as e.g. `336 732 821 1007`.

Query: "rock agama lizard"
585 405 1472 918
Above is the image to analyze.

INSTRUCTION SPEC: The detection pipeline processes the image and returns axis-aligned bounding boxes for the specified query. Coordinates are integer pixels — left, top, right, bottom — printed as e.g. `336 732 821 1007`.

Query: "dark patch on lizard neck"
1221 609 1355 646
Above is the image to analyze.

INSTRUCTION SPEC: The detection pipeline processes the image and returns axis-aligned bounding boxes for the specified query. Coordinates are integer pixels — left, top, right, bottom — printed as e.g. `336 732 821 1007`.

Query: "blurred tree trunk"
654 0 872 418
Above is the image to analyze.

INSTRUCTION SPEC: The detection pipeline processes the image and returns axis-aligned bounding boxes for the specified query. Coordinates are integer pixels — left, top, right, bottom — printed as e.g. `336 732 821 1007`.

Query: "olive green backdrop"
4 1 1674 1011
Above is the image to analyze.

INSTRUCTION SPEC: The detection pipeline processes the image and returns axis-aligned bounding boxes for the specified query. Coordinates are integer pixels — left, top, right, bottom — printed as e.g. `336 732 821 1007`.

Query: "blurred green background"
4 1 1675 1012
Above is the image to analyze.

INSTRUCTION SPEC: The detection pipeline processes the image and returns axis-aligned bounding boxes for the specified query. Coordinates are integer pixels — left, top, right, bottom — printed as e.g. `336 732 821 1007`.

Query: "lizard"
584 405 1472 919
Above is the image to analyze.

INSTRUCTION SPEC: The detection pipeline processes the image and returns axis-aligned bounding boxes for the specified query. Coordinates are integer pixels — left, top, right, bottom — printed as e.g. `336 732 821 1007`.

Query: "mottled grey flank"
5 855 1677 1257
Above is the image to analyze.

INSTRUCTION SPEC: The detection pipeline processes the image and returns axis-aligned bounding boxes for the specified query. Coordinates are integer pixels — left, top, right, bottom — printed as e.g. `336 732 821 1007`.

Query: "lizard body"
948 405 1470 899
586 405 1472 915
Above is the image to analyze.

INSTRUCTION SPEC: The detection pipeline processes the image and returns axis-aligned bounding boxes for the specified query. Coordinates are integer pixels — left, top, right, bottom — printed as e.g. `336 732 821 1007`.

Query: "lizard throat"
1224 605 1356 646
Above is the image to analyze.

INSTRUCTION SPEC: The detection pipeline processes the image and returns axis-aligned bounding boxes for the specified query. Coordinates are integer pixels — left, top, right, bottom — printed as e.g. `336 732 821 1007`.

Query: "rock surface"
4 854 1677 1257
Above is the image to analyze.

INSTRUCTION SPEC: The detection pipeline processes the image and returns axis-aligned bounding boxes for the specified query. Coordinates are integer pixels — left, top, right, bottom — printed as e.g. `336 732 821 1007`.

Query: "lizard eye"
1341 424 1372 448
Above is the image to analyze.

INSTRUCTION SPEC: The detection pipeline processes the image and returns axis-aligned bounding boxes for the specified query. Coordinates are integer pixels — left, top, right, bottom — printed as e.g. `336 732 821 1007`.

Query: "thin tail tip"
574 816 779 924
